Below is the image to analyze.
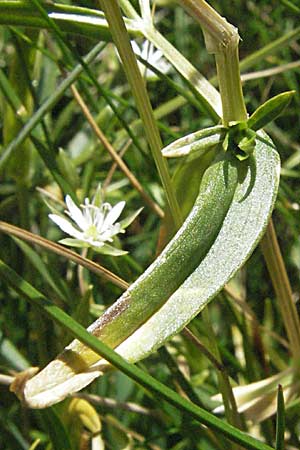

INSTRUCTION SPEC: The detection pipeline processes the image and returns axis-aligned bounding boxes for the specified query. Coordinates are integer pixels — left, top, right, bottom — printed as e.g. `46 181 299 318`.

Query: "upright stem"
179 0 247 124
120 0 221 120
180 0 300 377
100 0 182 229
260 220 300 363
215 46 247 125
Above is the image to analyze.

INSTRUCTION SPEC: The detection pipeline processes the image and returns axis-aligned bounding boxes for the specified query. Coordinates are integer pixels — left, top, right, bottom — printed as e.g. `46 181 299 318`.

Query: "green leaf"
248 91 295 131
275 385 285 450
0 261 274 449
36 407 74 450
162 125 225 162
117 132 280 362
10 135 279 427
17 148 240 405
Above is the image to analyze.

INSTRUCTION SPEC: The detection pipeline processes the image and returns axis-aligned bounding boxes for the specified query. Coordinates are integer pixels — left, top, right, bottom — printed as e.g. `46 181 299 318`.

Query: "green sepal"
59 238 128 256
248 90 295 131
119 207 143 229
93 243 128 256
59 238 90 248
91 183 104 208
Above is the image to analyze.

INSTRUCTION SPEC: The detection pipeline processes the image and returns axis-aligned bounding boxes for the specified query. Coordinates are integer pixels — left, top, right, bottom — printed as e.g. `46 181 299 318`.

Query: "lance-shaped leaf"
22 133 279 408
162 125 226 162
248 91 295 131
115 132 280 362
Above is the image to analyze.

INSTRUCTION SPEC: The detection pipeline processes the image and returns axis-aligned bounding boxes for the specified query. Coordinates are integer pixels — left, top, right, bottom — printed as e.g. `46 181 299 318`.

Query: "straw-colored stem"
70 84 164 219
0 220 128 290
201 308 243 432
100 0 182 228
260 219 300 364
179 0 247 124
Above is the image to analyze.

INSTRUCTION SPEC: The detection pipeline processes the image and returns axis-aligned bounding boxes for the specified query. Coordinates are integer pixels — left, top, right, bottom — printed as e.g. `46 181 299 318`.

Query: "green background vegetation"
0 0 300 449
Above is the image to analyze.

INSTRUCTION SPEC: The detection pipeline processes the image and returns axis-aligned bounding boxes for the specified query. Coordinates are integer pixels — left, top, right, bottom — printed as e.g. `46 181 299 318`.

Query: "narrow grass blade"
0 2 139 41
0 260 274 449
0 42 104 171
37 407 74 450
275 385 285 450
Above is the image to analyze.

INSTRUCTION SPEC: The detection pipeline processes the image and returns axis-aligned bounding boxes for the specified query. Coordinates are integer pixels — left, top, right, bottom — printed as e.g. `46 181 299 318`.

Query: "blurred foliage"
0 0 300 449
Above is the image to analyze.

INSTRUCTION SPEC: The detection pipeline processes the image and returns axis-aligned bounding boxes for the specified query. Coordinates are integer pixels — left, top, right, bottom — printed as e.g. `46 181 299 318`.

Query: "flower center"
85 224 99 240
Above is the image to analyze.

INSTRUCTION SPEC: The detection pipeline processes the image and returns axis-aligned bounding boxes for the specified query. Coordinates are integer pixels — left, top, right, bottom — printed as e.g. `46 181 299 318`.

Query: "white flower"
49 188 141 256
131 40 171 80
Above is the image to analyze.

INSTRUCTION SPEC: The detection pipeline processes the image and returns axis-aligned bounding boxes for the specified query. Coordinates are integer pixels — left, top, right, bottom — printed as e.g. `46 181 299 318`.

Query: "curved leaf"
22 133 279 408
117 133 279 361
23 150 239 407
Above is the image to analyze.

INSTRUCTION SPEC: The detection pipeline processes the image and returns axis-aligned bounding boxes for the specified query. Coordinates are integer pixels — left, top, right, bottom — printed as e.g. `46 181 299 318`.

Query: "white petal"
98 232 114 242
49 214 83 240
100 223 121 242
94 210 105 230
131 40 141 56
140 41 152 59
65 196 88 231
151 50 163 64
102 201 125 229
83 206 93 226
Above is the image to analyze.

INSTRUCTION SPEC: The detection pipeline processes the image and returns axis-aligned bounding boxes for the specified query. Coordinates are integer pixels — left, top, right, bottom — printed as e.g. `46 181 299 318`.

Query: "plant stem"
215 46 248 125
70 84 164 219
100 0 182 229
260 219 300 363
179 0 247 124
120 0 222 120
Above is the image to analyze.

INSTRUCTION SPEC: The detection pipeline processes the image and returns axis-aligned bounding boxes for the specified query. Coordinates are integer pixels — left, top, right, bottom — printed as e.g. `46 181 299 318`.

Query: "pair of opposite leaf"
163 91 294 162
17 91 292 409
